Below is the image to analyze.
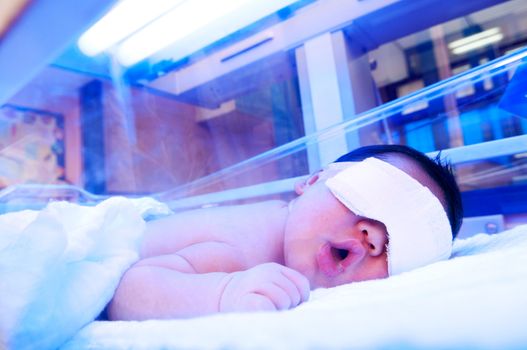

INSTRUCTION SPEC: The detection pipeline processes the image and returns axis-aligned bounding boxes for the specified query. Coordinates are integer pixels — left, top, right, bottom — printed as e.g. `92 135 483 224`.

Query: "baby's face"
283 156 445 289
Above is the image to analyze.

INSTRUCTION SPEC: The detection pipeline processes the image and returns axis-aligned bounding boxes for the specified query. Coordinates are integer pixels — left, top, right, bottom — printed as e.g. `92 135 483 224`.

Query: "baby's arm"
108 257 229 320
108 255 310 320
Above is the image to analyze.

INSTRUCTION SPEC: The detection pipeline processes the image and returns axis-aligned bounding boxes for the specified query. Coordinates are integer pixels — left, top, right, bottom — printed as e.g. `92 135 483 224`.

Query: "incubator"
0 0 526 230
1 1 527 350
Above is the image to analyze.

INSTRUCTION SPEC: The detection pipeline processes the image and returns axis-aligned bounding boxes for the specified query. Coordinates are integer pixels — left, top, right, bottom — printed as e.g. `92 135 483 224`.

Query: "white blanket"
61 224 527 350
1 197 526 350
0 197 171 350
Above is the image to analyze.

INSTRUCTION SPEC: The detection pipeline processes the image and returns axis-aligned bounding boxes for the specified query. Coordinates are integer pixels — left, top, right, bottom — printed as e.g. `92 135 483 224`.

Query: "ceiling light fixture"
78 0 186 57
449 27 504 55
115 0 300 66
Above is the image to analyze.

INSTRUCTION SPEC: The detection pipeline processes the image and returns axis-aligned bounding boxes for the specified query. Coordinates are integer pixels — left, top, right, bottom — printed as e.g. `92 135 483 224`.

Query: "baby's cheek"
364 257 389 280
284 251 312 281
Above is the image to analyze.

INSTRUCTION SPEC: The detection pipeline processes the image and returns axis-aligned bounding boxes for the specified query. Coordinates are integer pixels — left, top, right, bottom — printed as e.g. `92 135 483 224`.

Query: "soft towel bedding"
62 224 527 350
1 197 526 350
0 197 171 350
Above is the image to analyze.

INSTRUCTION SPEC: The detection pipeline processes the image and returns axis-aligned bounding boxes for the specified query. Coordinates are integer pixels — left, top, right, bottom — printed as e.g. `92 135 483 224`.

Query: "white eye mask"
325 157 452 275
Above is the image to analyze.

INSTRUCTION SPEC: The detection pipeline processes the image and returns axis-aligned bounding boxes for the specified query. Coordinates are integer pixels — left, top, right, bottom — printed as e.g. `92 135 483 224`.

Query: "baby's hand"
219 263 310 313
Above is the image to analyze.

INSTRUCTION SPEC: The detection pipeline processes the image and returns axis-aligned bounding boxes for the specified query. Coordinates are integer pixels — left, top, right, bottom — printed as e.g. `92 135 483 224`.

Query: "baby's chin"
283 256 320 288
309 275 340 289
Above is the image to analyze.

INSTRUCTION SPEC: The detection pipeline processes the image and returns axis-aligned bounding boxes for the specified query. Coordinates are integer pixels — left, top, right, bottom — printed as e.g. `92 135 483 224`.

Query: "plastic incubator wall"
0 0 525 233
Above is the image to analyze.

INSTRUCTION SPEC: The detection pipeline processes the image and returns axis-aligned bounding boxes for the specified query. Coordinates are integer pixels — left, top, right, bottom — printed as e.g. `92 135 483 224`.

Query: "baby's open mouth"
316 240 365 277
332 247 349 261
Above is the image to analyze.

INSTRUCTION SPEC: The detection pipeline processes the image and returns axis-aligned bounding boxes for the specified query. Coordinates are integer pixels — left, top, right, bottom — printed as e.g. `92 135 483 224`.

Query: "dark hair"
334 144 463 239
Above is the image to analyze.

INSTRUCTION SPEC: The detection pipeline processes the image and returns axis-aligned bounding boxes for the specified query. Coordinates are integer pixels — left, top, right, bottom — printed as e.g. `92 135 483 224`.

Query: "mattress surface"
60 224 527 350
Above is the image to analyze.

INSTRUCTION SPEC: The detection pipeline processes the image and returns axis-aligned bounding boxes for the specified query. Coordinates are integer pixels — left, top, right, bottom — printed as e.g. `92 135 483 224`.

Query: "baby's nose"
357 220 388 257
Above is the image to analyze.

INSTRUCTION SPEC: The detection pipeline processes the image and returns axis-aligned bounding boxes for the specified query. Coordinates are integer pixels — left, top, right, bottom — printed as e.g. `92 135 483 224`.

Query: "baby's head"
283 144 463 289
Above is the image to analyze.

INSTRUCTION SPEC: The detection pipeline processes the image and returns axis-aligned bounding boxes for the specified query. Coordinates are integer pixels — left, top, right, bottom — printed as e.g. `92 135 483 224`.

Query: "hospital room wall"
3 70 281 195
0 58 303 197
91 81 282 195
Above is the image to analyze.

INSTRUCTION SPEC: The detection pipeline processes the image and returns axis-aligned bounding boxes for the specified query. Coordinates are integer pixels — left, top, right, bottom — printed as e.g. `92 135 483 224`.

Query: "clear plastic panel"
156 49 527 212
1 48 525 215
0 0 526 222
1 0 312 212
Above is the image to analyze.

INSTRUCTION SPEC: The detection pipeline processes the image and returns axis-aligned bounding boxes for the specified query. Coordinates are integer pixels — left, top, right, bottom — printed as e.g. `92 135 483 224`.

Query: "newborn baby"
107 144 463 320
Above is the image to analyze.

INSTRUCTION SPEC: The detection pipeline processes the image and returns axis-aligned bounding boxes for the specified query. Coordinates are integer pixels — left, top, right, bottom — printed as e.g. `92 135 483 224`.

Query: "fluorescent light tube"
115 0 300 66
448 27 504 55
78 0 185 56
448 28 501 49
451 33 504 55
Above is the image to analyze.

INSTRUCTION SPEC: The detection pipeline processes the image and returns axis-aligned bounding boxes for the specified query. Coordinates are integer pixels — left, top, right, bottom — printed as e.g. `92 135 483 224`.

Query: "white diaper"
325 157 452 275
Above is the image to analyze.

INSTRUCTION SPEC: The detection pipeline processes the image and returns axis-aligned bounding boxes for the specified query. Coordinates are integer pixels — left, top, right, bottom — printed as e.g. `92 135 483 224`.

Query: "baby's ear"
295 162 353 194
294 172 320 195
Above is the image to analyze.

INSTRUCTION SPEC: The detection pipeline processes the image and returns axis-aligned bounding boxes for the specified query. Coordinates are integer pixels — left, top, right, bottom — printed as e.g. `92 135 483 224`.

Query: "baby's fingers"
238 293 276 312
279 267 310 303
253 283 293 310
269 273 303 307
